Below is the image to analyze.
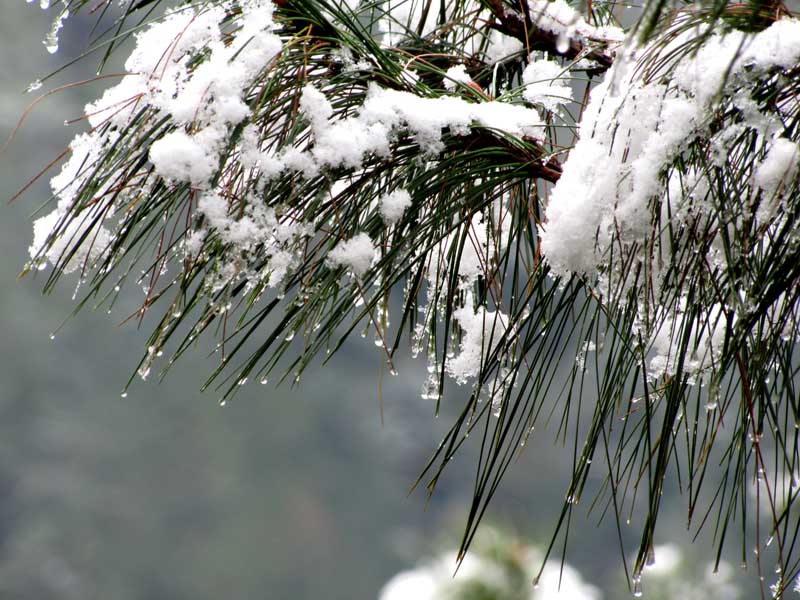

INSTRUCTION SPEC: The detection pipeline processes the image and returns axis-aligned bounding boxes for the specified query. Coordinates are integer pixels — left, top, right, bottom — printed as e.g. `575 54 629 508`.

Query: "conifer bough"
18 0 800 595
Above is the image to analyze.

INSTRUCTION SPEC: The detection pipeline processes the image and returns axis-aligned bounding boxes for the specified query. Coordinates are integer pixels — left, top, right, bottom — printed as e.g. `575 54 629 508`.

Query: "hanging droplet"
556 31 570 54
219 399 227 407
26 79 43 93
44 8 69 54
645 545 655 567
260 376 269 385
120 392 128 399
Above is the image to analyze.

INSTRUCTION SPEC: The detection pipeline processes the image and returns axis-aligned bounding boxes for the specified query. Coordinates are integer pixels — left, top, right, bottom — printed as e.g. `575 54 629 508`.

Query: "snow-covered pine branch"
16 0 800 595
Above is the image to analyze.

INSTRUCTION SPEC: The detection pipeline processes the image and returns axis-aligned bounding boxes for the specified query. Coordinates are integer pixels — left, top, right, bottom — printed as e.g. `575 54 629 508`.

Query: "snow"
30 209 112 274
447 300 509 384
327 233 376 276
522 59 574 111
648 302 729 381
527 0 624 46
379 189 412 223
300 84 334 134
643 544 682 575
540 18 800 279
485 31 524 64
378 543 600 600
149 129 222 187
305 83 545 167
443 65 471 90
754 137 800 199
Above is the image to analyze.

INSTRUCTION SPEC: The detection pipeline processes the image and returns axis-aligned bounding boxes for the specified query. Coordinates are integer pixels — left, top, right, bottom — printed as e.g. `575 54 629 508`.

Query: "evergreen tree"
16 0 800 595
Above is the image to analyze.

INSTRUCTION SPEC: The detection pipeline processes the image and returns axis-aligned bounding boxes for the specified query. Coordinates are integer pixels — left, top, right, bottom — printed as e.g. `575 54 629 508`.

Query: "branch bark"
484 0 616 72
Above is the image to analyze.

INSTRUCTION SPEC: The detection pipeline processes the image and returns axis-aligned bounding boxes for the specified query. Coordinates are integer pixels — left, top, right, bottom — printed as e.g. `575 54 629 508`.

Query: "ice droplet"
44 8 70 54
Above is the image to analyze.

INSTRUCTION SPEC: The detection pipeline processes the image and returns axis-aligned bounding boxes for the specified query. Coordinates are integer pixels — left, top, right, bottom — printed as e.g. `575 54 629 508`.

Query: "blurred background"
0 4 759 599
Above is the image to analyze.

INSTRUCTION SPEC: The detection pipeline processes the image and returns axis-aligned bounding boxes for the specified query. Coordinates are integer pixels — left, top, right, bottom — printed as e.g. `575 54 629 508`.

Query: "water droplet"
556 31 570 54
260 377 269 385
374 338 383 347
219 399 227 407
26 79 42 93
285 331 295 342
645 546 655 567
120 392 128 398
44 8 69 54
237 377 248 386
632 579 643 597
49 333 55 340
